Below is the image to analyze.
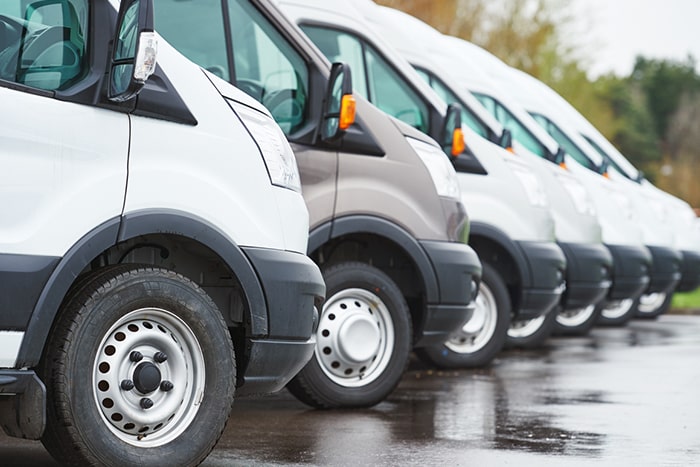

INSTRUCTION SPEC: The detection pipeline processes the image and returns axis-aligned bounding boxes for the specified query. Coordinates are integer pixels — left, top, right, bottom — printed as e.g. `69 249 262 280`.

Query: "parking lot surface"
2 314 699 466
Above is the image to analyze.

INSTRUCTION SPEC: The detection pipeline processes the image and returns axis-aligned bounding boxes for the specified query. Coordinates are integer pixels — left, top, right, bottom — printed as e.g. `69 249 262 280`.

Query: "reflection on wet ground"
2 315 699 466
206 315 700 466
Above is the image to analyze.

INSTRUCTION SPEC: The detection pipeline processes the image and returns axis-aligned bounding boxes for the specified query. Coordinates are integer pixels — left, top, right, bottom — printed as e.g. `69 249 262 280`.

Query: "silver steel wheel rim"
637 293 667 314
445 281 498 354
556 305 596 328
602 298 634 319
93 307 205 447
508 315 546 339
315 288 394 387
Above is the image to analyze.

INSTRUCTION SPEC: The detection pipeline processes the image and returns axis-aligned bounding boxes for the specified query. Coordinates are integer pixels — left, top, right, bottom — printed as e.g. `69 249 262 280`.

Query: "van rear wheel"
39 266 235 467
286 262 411 408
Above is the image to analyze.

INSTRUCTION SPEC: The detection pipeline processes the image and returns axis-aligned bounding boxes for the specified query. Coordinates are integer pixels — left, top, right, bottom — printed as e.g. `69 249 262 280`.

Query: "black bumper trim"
416 241 481 347
678 249 700 293
515 241 567 319
605 243 652 300
557 242 613 309
242 248 325 340
236 338 315 396
646 245 683 294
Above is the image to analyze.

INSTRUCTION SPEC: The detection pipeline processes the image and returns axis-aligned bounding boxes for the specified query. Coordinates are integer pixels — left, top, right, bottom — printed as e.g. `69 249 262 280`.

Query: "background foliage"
377 0 700 207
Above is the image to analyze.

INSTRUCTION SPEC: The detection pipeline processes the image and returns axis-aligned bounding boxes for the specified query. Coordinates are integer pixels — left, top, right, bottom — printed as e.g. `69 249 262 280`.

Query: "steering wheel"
236 78 265 101
262 88 304 132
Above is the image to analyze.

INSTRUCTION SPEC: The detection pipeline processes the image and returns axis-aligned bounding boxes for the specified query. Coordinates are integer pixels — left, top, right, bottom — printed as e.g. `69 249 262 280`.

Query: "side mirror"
442 103 465 157
499 129 513 150
108 0 157 102
321 62 356 142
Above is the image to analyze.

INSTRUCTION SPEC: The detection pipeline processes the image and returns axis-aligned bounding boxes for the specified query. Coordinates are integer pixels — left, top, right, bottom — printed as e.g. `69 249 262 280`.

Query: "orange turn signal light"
339 94 356 130
559 162 568 170
505 146 515 154
602 171 610 179
451 127 465 157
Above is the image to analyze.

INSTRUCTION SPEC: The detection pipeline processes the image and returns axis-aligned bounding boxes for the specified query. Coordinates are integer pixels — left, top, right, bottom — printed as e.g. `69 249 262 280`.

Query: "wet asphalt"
2 313 699 466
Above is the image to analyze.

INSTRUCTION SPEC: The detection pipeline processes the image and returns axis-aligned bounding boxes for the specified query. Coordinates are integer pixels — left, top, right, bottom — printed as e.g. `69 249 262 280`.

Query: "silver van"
155 0 482 408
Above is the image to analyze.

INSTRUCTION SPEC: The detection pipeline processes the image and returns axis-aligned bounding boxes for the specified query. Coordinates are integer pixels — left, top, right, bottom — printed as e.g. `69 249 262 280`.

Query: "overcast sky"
568 0 700 77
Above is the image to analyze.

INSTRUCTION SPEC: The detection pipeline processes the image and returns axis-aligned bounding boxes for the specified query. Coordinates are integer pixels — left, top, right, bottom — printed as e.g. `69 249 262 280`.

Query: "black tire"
506 306 557 349
286 262 411 409
416 262 510 368
596 297 639 326
634 292 674 319
553 304 602 336
39 266 236 467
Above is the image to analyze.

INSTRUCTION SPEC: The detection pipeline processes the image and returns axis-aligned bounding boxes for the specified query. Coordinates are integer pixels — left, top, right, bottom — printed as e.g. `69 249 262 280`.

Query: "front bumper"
414 240 482 347
558 242 613 310
237 248 325 395
605 243 652 300
646 245 683 294
516 241 567 320
677 249 700 293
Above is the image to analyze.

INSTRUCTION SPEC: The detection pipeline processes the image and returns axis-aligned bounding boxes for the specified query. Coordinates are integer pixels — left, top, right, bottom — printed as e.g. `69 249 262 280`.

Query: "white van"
0 0 324 465
502 67 682 325
369 5 619 337
278 0 569 367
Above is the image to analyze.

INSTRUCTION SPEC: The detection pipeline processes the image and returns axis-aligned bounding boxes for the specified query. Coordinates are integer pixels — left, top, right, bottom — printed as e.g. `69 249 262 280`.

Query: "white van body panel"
0 86 128 257
0 332 24 368
123 38 310 253
365 5 597 244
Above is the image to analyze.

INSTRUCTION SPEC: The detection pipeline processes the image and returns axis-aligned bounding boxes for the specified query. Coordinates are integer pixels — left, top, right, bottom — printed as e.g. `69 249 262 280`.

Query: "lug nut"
130 351 143 362
160 380 174 392
140 398 154 409
154 352 168 363
121 379 135 391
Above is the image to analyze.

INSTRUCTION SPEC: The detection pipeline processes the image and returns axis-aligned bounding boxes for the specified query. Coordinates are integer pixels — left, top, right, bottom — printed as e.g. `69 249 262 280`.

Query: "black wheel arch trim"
322 215 440 302
469 221 531 287
17 210 267 367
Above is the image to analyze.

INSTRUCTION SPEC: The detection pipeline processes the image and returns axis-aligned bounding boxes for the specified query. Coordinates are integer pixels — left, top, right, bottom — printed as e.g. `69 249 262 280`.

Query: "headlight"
556 173 596 216
507 160 548 207
406 137 460 199
230 101 302 193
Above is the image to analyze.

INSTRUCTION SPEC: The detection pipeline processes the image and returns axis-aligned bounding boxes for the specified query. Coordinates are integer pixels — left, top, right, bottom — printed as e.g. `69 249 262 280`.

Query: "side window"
415 67 489 139
301 25 429 133
154 0 229 81
0 0 88 90
474 93 546 157
531 113 596 170
227 0 309 135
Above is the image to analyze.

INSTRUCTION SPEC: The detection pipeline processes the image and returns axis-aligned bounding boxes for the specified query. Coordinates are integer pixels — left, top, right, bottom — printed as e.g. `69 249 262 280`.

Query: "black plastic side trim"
0 255 60 330
132 65 198 126
469 222 531 286
117 210 268 335
330 215 439 302
16 218 121 368
307 222 332 255
678 249 700 293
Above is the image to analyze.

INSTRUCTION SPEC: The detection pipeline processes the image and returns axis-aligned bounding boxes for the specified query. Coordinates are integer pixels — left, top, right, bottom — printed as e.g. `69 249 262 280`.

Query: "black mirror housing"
321 62 354 142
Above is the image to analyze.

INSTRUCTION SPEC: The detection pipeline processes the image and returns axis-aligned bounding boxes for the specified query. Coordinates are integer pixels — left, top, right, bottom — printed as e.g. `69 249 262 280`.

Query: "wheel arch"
17 210 266 368
309 215 439 341
469 222 529 313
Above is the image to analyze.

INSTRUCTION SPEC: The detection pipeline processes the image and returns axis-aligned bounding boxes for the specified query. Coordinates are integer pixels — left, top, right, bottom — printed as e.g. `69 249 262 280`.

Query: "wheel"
286 262 411 408
506 307 557 349
634 292 673 319
554 304 601 336
39 266 236 467
595 297 637 326
416 263 510 368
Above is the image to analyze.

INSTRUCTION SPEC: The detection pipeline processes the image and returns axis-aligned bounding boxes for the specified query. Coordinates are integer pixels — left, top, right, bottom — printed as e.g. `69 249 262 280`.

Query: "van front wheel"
39 266 235 467
287 262 411 408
